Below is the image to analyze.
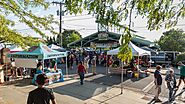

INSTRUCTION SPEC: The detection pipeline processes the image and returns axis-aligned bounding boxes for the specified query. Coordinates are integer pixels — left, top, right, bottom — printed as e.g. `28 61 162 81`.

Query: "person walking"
77 61 86 85
154 65 162 102
92 56 97 75
27 74 56 104
165 68 177 102
177 61 185 89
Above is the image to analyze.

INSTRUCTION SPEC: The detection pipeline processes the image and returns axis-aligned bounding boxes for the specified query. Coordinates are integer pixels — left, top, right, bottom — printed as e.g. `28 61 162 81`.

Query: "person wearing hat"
154 65 162 102
177 61 185 89
27 74 56 104
165 68 177 102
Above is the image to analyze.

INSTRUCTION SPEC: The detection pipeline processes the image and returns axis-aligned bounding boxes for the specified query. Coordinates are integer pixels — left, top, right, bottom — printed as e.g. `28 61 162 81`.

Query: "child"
77 61 86 85
165 68 177 102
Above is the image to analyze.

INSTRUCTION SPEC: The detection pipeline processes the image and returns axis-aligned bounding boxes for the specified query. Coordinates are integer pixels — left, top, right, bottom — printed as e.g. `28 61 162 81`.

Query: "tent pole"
56 58 57 70
138 55 139 69
121 61 124 94
42 59 44 70
106 55 108 74
149 55 151 68
5 58 7 82
66 56 68 77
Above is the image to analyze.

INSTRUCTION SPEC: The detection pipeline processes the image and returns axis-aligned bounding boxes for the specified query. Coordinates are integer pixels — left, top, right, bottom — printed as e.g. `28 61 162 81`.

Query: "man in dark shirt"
154 65 162 102
27 74 56 104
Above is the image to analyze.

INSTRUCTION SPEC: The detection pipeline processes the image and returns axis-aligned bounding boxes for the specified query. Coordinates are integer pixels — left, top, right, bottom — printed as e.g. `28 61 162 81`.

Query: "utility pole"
52 1 65 47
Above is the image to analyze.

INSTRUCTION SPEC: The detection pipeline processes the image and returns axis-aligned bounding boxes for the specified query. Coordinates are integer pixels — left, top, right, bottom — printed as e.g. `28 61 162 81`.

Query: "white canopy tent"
107 42 151 56
8 45 24 53
107 42 151 94
48 44 66 52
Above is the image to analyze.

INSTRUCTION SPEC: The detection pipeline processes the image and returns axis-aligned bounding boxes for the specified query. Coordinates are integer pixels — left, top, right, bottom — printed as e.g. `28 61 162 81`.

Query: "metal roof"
68 31 154 47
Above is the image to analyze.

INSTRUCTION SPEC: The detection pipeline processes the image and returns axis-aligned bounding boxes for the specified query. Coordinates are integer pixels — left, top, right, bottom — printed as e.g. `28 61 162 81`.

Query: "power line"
62 17 95 21
64 23 96 28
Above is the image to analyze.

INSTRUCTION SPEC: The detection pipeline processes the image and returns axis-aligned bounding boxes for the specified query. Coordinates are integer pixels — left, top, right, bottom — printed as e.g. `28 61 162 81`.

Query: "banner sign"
46 53 66 58
10 54 40 59
98 33 109 40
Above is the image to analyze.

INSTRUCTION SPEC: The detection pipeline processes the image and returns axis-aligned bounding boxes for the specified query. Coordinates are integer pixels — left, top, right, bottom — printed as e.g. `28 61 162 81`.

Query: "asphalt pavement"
1 63 184 104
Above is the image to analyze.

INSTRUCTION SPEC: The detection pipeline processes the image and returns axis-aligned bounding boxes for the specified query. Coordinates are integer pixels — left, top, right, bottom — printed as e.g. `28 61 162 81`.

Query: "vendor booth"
107 42 151 78
107 42 151 56
8 43 68 85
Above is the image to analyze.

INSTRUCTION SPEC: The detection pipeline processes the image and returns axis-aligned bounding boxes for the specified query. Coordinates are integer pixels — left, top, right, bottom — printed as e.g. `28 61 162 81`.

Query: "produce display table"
109 67 127 74
32 69 64 85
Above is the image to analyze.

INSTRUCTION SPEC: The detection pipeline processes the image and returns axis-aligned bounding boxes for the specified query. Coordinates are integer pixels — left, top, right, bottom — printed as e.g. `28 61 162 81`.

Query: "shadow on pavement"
88 74 125 86
85 73 153 91
53 81 111 100
2 78 32 87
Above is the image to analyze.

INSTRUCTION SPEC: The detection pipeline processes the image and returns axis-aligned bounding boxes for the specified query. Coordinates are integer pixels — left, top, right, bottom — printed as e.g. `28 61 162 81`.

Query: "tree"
46 36 58 46
175 53 185 63
62 29 81 48
65 0 185 62
45 29 81 47
2 0 185 62
158 29 185 52
0 0 57 47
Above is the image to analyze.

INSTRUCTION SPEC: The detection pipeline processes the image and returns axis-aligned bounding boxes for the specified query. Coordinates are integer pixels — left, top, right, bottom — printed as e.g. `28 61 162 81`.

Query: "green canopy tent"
8 43 68 76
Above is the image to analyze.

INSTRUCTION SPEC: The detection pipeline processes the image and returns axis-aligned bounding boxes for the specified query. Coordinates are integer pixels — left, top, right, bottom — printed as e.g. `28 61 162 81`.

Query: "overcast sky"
11 0 185 42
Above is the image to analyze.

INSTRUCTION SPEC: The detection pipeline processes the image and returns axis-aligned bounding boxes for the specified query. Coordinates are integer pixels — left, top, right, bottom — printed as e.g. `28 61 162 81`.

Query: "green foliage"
175 53 185 63
118 29 132 62
65 0 185 62
65 0 185 31
62 29 81 48
0 0 58 47
46 29 81 48
158 28 185 52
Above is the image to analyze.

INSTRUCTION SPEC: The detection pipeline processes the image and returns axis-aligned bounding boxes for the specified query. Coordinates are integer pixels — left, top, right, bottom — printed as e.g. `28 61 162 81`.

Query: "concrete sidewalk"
1 76 184 104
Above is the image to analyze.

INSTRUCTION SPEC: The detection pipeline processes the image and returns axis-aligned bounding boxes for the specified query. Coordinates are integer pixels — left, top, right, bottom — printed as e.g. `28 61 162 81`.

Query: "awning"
8 43 67 59
107 42 151 56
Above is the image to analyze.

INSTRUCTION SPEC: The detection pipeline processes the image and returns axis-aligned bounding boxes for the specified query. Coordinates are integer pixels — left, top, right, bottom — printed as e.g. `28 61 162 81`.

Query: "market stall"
8 43 68 84
107 42 151 78
32 69 64 85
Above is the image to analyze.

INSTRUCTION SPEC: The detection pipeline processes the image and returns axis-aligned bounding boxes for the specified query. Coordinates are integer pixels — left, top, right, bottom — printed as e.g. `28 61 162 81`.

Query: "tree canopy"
64 0 185 62
158 28 185 52
0 0 57 47
1 0 185 62
46 29 81 48
62 29 81 48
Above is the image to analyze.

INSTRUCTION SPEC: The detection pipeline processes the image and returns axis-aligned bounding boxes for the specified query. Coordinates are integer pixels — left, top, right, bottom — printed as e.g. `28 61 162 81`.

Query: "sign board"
98 33 109 40
10 54 40 59
91 42 118 48
15 59 37 68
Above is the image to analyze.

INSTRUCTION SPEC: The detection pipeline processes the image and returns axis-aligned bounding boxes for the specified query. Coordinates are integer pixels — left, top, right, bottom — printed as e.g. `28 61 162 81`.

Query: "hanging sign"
98 33 108 40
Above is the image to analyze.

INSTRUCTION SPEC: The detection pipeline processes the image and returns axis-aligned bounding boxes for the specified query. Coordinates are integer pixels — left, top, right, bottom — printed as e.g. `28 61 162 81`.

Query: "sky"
11 0 185 42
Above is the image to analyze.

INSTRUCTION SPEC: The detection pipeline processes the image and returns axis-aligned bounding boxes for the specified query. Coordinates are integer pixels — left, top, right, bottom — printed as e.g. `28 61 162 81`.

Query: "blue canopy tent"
8 43 68 76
